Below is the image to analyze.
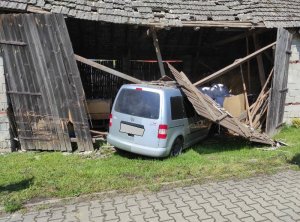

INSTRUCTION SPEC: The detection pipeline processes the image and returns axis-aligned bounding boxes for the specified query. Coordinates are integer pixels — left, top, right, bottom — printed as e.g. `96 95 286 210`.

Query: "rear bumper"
107 134 169 157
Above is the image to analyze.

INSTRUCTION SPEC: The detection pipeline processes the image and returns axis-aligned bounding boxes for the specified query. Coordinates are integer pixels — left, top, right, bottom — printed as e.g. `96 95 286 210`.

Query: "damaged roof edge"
26 5 267 29
149 21 266 29
1 0 300 29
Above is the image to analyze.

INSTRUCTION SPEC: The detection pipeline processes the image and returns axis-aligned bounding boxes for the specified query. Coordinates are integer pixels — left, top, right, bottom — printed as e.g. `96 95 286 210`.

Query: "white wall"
0 56 11 152
284 34 300 124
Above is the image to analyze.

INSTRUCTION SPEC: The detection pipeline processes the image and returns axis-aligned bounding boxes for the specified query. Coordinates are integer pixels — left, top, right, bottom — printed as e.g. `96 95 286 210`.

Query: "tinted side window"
183 97 196 118
170 96 185 120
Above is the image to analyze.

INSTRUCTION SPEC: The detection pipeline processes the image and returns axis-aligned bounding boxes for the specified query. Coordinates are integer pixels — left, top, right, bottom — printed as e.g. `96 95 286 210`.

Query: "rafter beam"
193 42 276 86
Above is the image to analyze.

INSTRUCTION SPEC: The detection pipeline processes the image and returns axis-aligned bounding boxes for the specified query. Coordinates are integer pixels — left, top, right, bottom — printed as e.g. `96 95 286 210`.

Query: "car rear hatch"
110 86 162 148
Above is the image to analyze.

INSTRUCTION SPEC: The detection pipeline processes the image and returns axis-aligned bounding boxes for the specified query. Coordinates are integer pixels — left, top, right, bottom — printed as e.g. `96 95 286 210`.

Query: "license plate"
120 122 144 136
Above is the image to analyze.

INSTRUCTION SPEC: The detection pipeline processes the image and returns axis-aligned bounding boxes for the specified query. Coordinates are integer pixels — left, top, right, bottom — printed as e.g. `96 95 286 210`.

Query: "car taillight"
136 87 143 91
158 124 168 139
109 114 112 127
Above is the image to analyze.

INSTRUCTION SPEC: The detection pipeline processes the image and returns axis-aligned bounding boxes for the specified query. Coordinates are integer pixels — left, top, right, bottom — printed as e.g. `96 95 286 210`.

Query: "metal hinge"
7 91 42 96
0 40 27 46
279 88 288 93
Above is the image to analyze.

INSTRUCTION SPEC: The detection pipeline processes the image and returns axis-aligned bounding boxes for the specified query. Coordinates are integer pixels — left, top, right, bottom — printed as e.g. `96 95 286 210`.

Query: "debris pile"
168 63 275 146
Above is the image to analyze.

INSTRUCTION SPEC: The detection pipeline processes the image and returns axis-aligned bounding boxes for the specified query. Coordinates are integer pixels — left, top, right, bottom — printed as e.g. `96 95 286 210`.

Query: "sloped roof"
1 0 300 28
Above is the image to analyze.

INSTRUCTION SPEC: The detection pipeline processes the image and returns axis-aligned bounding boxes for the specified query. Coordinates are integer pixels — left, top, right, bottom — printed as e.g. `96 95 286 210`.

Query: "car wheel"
170 137 183 157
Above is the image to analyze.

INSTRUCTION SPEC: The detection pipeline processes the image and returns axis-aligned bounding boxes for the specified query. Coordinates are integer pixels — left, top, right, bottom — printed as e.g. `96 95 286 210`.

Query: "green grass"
0 127 299 212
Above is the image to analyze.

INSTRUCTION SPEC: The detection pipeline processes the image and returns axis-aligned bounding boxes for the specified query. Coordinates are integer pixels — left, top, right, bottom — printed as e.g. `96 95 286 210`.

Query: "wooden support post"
240 65 253 128
193 42 276 87
74 54 142 84
253 34 266 87
246 37 251 93
151 28 166 77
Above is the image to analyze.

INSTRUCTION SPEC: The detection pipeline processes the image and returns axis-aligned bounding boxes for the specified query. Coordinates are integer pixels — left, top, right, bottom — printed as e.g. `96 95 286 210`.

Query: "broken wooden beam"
193 42 276 86
253 34 266 87
90 130 108 136
250 68 274 118
75 54 142 84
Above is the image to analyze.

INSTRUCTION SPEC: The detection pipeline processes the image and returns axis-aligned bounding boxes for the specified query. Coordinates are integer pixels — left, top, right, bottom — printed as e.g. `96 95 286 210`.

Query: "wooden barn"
0 0 299 152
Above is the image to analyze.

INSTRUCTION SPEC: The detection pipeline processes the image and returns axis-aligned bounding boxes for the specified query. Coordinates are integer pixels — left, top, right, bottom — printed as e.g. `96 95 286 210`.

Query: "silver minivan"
107 83 212 157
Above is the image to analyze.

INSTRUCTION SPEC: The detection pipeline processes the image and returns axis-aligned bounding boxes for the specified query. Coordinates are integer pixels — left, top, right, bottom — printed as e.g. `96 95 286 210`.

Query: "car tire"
169 137 183 157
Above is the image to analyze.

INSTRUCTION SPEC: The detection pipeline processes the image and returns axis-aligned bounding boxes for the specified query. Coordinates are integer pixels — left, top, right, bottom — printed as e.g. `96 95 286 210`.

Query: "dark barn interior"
66 18 276 130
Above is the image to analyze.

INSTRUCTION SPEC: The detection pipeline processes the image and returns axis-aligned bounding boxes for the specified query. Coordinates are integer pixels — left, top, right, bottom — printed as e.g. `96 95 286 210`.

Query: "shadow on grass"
112 134 256 160
192 134 255 155
0 177 34 193
289 153 300 167
113 148 164 161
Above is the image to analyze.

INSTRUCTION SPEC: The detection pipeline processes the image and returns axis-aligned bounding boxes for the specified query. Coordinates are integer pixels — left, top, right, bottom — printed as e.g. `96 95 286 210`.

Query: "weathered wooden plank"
25 14 61 151
266 28 293 136
35 14 71 151
150 21 266 28
53 14 94 151
8 17 38 150
193 42 276 86
53 15 89 151
17 14 57 151
0 18 28 150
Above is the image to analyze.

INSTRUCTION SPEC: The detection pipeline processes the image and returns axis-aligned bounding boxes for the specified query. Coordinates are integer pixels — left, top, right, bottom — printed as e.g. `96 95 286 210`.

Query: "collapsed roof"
1 0 300 28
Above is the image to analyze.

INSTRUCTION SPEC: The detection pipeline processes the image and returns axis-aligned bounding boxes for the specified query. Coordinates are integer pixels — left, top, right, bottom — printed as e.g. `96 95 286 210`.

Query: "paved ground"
1 170 300 222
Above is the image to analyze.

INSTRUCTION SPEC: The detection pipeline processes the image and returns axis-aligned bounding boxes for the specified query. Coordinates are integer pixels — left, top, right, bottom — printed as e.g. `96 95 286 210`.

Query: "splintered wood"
168 64 275 146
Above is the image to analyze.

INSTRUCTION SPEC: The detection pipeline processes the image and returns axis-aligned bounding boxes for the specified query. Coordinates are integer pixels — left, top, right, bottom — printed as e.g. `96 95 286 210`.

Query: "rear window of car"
114 88 160 119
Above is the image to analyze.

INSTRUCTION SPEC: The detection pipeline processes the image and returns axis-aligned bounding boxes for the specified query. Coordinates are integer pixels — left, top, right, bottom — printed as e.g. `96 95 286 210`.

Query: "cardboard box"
86 99 111 120
223 94 245 117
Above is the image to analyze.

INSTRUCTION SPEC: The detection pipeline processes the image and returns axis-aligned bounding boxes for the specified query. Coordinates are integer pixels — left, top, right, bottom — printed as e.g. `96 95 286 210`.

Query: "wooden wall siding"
266 28 293 136
0 14 93 151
